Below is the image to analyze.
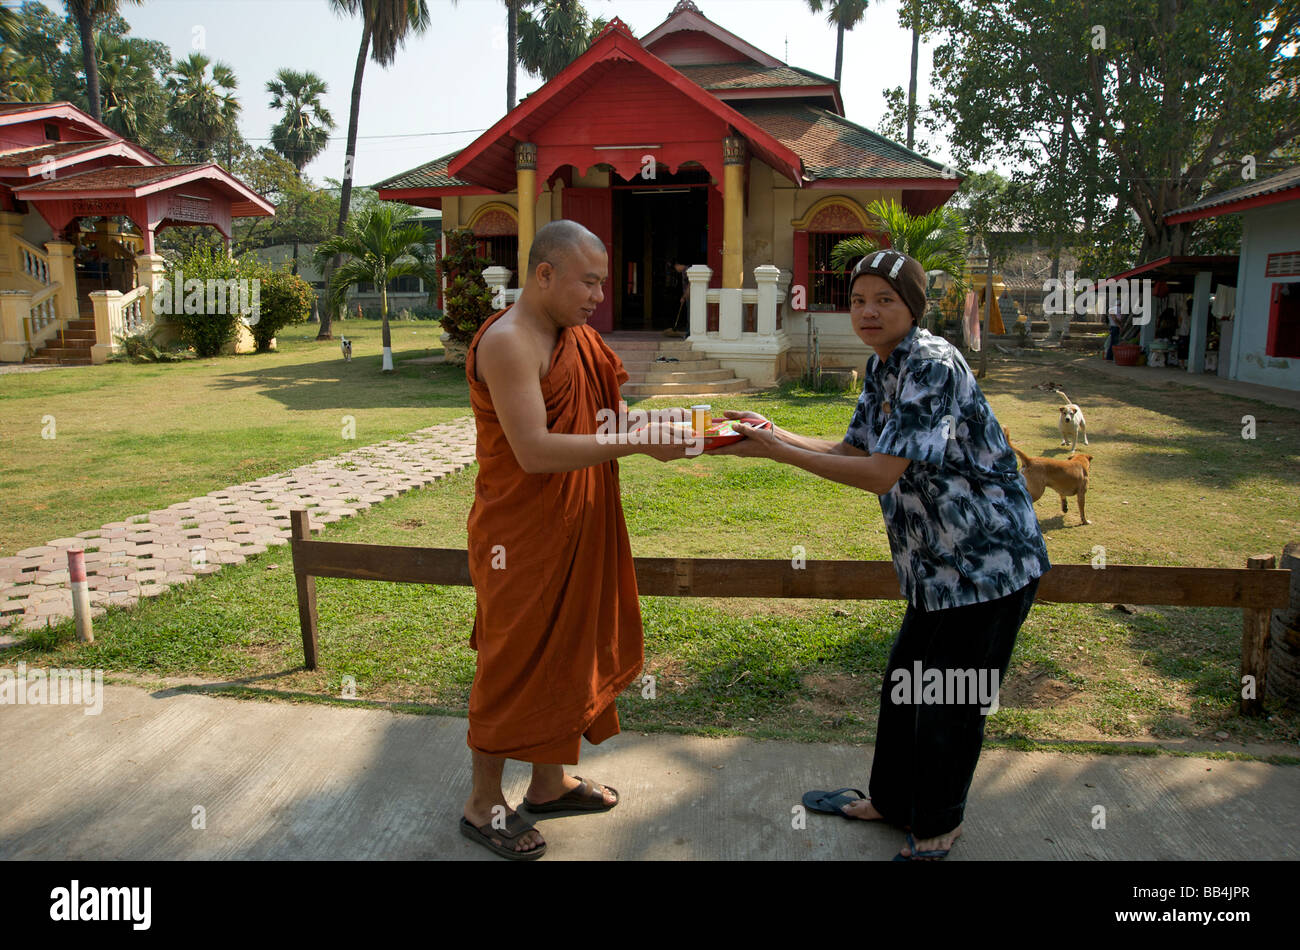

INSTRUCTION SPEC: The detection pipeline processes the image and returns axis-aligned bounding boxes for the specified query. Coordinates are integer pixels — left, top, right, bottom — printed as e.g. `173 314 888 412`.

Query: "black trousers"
868 577 1039 839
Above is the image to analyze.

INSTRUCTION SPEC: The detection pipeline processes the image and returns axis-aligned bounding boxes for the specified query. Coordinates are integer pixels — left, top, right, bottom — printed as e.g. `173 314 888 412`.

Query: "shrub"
112 326 189 363
436 228 496 346
159 246 259 357
250 267 313 352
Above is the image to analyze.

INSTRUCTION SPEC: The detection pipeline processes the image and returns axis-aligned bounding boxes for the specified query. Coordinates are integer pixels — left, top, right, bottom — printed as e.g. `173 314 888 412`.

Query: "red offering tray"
703 416 772 448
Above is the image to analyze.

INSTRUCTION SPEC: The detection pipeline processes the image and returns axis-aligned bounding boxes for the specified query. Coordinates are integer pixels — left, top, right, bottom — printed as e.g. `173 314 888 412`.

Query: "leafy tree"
313 203 432 372
517 0 607 82
230 149 339 263
324 0 431 340
916 0 1300 265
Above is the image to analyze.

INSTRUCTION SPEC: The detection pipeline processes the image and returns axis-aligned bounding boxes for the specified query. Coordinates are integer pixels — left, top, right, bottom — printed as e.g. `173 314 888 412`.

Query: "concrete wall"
1228 200 1300 391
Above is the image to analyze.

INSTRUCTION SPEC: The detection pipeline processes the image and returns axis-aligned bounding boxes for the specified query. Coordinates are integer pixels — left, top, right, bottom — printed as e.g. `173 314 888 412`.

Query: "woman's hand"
709 419 782 458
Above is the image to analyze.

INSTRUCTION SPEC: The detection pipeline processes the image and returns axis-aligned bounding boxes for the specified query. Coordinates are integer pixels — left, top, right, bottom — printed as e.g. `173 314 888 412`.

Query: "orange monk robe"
464 309 644 763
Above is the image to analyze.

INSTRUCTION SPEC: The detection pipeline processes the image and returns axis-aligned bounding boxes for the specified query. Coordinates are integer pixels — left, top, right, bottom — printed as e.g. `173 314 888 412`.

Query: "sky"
52 0 952 188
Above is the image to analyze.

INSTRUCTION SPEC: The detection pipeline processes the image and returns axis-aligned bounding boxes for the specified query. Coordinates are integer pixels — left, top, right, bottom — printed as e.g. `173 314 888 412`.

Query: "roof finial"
670 1 703 15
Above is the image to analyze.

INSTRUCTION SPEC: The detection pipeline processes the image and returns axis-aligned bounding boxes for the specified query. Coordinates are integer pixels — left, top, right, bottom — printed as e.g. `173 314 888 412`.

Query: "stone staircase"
27 294 95 365
606 334 751 398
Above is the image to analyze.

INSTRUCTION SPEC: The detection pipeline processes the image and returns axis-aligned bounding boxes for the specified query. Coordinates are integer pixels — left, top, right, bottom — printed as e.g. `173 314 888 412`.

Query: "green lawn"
0 318 464 557
5 340 1300 758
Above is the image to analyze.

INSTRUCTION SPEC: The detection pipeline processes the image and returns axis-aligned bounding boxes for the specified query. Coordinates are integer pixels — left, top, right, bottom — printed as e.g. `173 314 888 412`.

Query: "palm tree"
313 203 432 373
517 0 607 82
65 0 142 121
324 0 431 341
166 53 240 163
267 70 334 176
0 6 52 101
804 0 871 85
97 33 162 142
267 69 335 276
829 198 969 327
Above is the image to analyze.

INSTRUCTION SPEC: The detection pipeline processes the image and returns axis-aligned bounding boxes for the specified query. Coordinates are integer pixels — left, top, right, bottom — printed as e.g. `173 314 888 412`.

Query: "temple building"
375 1 959 385
0 101 273 365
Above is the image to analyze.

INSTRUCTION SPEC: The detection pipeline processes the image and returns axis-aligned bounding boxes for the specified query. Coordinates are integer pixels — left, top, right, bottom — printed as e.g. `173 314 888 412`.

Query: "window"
809 232 856 311
389 276 421 293
44 123 60 141
1267 281 1300 359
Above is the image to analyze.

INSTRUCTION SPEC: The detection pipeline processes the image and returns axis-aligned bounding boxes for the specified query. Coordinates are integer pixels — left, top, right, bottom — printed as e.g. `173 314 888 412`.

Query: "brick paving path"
0 418 477 633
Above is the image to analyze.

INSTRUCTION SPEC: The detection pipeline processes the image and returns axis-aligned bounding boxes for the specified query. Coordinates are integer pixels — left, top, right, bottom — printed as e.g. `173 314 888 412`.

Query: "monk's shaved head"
527 219 605 278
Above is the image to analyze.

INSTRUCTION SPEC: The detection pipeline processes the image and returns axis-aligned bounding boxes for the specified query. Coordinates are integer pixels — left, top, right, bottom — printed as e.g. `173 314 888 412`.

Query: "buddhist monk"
459 219 696 860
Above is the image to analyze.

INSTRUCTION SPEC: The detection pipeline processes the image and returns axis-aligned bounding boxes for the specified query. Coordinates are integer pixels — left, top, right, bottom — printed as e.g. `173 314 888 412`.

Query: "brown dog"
1002 427 1093 525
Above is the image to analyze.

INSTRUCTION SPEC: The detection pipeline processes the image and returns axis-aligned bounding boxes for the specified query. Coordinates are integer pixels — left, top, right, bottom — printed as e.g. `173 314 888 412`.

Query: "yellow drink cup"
691 404 711 436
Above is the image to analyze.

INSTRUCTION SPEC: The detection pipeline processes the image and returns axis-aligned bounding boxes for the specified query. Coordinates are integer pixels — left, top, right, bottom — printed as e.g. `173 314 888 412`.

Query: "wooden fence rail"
288 510 1292 715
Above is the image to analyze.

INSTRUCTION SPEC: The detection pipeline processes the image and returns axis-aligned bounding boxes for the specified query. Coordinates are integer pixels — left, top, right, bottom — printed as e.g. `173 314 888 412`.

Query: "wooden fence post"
290 509 320 671
1240 554 1276 716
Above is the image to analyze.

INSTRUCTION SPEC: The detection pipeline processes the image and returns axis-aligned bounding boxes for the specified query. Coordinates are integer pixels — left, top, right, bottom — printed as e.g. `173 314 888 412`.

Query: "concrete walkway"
0 418 477 633
1 682 1295 860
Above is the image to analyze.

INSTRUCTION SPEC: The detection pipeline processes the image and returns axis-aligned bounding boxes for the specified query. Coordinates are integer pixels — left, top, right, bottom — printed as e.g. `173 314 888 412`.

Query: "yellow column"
515 142 537 282
45 242 77 321
722 136 745 289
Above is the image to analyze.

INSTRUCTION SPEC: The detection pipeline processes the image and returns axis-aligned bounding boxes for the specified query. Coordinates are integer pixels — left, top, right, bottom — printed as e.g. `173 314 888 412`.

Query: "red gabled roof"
0 101 166 165
641 0 783 68
447 17 806 191
0 139 152 178
13 163 275 216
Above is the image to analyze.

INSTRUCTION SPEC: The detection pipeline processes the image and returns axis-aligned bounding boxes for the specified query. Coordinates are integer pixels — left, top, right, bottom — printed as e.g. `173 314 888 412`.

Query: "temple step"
621 377 752 397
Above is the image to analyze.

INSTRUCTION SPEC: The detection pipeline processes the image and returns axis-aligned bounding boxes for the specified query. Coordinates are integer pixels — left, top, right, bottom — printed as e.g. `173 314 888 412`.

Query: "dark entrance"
611 168 709 330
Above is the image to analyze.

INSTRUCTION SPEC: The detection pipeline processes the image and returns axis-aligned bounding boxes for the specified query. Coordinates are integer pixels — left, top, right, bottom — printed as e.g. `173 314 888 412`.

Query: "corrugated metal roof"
1166 166 1300 218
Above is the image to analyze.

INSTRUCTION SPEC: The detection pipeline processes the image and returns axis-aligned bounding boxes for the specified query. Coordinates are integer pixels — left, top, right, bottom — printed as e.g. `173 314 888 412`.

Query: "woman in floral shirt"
719 250 1049 860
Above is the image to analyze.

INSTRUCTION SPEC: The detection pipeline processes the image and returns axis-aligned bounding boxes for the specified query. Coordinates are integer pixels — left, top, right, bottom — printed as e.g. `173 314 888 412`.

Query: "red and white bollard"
67 548 93 643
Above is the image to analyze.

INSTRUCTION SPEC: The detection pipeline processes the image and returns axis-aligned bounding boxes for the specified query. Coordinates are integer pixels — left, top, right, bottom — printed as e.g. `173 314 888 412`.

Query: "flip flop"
522 776 619 813
892 831 950 861
459 813 547 861
801 787 879 819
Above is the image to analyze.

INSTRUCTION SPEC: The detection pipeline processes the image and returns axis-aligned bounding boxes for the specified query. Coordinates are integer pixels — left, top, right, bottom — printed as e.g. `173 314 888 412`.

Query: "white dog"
340 335 352 362
1054 389 1088 451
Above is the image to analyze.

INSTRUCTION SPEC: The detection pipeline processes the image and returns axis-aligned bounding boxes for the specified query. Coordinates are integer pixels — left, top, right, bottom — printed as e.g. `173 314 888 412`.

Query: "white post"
718 289 743 341
754 265 780 337
1187 269 1212 374
686 264 711 340
68 548 93 643
482 265 511 310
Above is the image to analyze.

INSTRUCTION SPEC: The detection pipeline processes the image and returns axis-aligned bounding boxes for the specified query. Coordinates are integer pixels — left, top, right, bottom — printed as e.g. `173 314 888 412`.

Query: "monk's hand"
635 421 703 461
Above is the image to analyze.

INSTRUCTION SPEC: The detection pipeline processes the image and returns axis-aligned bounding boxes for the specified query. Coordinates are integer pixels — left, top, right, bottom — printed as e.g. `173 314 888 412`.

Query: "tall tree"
324 0 431 341
166 52 241 163
0 7 51 102
65 0 142 121
804 0 871 84
267 69 335 275
923 0 1300 265
267 69 334 175
517 0 607 82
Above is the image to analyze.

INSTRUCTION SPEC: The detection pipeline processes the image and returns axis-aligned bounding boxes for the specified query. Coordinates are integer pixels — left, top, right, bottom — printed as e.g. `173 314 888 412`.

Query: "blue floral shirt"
844 326 1050 611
